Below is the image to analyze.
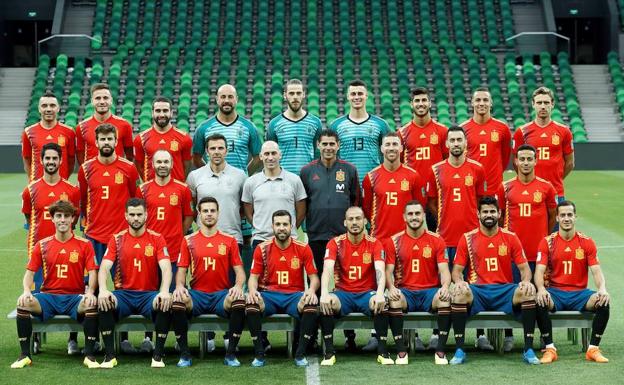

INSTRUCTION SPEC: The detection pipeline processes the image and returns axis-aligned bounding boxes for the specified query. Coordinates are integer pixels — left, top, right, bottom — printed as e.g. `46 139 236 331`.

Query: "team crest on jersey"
430 133 439 145
423 246 432 258
115 172 124 184
58 135 66 146
69 251 79 263
291 257 300 269
336 170 345 182
363 252 372 264
170 140 179 152
465 175 473 186
552 134 560 145
145 245 154 257
575 248 585 259
170 194 179 206
491 131 499 142
400 179 410 191
218 243 227 255
59 192 69 201
533 191 543 203
498 244 508 256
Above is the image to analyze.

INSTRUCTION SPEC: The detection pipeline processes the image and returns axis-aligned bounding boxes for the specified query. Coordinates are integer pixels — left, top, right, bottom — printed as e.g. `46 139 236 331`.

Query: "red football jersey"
137 179 193 262
21 122 76 180
537 232 599 291
178 230 242 293
76 114 133 161
428 159 488 247
78 157 139 243
104 229 169 291
385 230 448 290
251 238 317 293
362 164 426 240
397 119 448 181
325 234 385 292
27 235 98 294
133 126 192 181
513 120 574 196
503 177 557 261
462 117 511 195
455 228 527 285
22 178 80 259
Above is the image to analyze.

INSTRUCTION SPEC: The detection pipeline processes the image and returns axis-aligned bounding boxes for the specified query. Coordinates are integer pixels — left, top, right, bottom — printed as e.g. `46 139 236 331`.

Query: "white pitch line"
597 245 624 249
306 356 320 385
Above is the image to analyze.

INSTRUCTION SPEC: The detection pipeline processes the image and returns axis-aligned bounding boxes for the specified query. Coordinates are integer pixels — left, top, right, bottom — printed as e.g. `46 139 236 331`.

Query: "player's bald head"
217 84 237 97
261 140 280 154
345 206 364 218
152 149 173 164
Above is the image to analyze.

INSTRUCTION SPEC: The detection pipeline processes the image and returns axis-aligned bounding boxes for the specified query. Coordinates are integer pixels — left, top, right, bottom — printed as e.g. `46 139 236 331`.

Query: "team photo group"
13 77 611 370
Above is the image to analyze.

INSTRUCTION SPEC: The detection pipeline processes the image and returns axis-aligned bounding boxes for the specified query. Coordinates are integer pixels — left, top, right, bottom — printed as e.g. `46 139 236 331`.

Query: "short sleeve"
21 187 31 215
248 123 262 156
127 165 139 196
229 237 243 267
182 134 193 161
562 127 574 155
133 135 144 164
545 183 558 209
585 238 599 266
26 243 43 271
324 239 338 261
426 166 438 198
122 121 134 148
66 129 76 157
476 164 488 196
250 245 264 275
382 238 396 265
510 234 527 265
182 185 194 216
75 123 85 152
512 128 524 154
536 238 549 266
303 245 318 275
177 237 190 268
373 239 385 262
454 236 469 268
241 178 254 204
84 242 99 271
103 236 118 263
192 124 206 155
156 235 170 261
293 175 307 201
186 171 197 198
21 130 31 158
435 236 448 264
265 118 277 142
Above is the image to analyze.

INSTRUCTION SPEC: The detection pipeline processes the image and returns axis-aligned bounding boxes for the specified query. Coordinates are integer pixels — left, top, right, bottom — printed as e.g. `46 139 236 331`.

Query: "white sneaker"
206 338 216 353
428 335 439 351
361 336 378 352
140 337 155 353
120 339 138 354
434 352 449 365
67 340 79 355
413 337 426 351
475 335 494 351
503 336 514 352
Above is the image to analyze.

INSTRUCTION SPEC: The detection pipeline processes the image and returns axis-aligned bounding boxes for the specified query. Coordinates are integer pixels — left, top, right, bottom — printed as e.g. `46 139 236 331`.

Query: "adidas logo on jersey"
103 171 110 176
158 193 166 198
48 192 55 197
522 190 529 195
60 249 67 254
479 130 486 135
389 178 396 184
488 243 495 248
540 133 548 138
159 139 166 144
565 247 572 252
412 245 419 250
207 243 213 247
453 174 460 179
420 133 426 139
280 256 287 261
134 243 141 249
352 251 359 256
46 135 53 140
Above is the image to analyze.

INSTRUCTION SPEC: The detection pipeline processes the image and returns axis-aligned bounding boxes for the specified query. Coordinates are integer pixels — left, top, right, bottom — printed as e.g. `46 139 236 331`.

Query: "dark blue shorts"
401 288 438 312
261 291 303 318
113 290 158 320
512 261 536 284
547 287 594 312
34 293 83 322
189 289 228 318
469 284 518 316
334 290 376 317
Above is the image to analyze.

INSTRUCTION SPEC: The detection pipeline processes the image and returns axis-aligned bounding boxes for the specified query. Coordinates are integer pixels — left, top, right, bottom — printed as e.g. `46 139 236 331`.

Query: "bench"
7 310 593 356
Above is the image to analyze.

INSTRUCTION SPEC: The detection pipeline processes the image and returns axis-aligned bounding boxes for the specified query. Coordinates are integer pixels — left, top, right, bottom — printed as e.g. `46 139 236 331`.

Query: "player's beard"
450 146 464 157
407 219 424 231
287 100 302 113
155 167 171 178
154 116 170 128
275 231 290 242
411 106 429 117
99 145 114 157
480 217 498 229
44 163 59 175
129 220 145 231
219 104 234 115
347 225 364 236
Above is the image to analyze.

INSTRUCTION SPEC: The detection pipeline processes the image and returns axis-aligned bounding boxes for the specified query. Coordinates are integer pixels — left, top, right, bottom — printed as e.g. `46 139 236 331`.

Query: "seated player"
450 196 540 365
246 210 320 367
319 206 392 366
384 201 452 365
11 200 99 369
172 196 246 367
97 198 172 368
535 200 610 364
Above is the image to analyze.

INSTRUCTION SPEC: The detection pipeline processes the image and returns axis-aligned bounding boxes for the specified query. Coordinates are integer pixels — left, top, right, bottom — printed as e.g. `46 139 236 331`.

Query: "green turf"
1 172 623 384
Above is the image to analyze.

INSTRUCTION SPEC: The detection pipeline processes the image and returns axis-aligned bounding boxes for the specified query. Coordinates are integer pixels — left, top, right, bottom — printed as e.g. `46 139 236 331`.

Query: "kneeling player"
246 210 319 367
450 196 539 365
97 198 172 368
319 206 392 366
535 200 610 364
172 197 246 367
12 200 99 369
385 201 452 365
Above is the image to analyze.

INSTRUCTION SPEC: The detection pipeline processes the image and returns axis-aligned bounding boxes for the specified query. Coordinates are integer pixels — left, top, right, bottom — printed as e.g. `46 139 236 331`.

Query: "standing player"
513 86 574 199
535 200 610 364
385 201 452 364
461 87 512 201
330 80 389 184
192 84 262 174
134 96 192 181
319 206 392 366
11 200 99 369
22 92 76 181
172 196 246 367
266 79 323 174
76 83 133 164
450 196 540 365
362 132 426 240
97 198 172 368
246 210 320 367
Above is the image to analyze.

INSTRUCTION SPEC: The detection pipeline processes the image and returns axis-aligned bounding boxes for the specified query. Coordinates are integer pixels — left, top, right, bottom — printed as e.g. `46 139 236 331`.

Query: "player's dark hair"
447 125 465 137
411 87 429 98
95 123 117 139
318 129 339 142
125 197 146 210
345 206 365 218
39 91 58 101
348 79 367 89
90 82 110 95
272 209 292 224
556 200 576 214
41 142 62 160
478 196 500 211
516 144 537 155
532 86 555 103
473 86 490 96
206 133 228 148
152 96 172 110
285 78 304 92
404 200 424 212
197 196 219 211
48 200 77 217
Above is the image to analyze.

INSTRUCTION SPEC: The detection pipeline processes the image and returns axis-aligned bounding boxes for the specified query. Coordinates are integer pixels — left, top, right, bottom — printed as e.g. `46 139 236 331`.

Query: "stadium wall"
0 143 622 173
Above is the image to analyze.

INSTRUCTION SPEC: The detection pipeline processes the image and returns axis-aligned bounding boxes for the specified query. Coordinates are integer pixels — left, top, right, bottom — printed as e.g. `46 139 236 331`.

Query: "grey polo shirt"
242 167 307 241
186 163 246 243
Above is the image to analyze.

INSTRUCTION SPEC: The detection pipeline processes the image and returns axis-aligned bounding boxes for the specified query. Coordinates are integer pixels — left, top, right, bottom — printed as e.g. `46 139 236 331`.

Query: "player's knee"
389 299 402 309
